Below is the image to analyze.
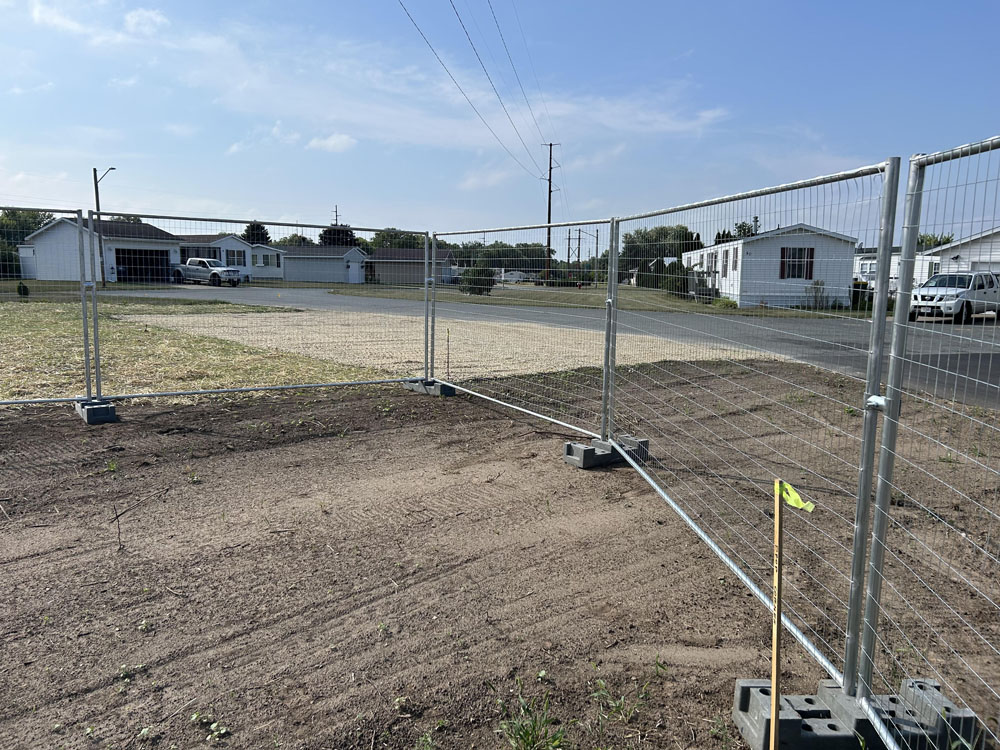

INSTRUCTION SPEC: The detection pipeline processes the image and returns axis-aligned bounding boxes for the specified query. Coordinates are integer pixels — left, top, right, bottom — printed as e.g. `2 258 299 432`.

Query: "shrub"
16 281 29 298
459 264 496 296
711 297 738 309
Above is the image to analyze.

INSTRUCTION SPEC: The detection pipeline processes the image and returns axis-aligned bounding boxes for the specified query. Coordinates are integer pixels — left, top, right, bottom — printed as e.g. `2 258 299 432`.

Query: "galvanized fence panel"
431 219 613 436
0 206 95 405
860 137 1000 748
89 212 429 399
610 163 896 686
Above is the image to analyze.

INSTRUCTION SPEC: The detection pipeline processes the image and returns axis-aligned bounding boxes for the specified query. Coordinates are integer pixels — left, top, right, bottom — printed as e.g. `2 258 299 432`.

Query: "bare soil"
0 384 823 750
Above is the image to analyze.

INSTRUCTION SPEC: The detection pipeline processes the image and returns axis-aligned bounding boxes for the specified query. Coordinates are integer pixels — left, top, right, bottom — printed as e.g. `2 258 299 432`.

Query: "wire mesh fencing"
0 206 96 405
431 220 613 436
859 137 1000 748
86 212 431 399
609 163 898 685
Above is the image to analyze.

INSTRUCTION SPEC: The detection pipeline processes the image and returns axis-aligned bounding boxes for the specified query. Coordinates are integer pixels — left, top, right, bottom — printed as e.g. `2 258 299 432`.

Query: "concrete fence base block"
74 399 118 425
402 380 456 397
563 434 650 469
733 678 980 750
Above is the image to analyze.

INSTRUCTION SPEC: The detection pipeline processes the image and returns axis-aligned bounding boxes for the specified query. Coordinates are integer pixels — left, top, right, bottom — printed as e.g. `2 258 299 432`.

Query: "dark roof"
178 234 234 244
282 245 367 259
368 247 454 262
82 218 178 241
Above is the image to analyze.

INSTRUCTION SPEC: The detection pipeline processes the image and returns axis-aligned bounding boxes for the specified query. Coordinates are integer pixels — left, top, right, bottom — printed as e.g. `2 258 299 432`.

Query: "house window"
252 254 258 266
275 254 280 268
722 249 728 278
732 249 738 271
929 261 940 277
779 247 814 280
226 249 246 266
263 254 272 266
181 246 219 262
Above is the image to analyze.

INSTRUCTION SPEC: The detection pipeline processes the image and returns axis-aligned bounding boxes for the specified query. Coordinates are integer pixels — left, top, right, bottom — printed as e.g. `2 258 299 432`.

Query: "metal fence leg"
843 156 900 697
430 234 437 380
76 210 93 402
423 231 430 382
74 210 115 423
857 157 926 701
600 218 619 442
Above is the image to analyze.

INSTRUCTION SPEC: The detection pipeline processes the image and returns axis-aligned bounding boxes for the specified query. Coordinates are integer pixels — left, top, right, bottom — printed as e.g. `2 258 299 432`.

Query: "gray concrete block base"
402 380 456 397
563 435 650 469
74 399 118 425
734 678 981 750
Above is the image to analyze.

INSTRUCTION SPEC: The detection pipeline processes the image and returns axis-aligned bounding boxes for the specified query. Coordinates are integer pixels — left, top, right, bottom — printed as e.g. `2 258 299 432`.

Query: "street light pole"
92 167 115 287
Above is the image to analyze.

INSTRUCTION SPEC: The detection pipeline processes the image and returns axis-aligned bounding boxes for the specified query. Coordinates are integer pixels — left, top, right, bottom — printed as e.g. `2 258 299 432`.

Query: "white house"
282 246 367 283
19 218 180 283
178 234 285 282
917 228 1000 283
681 223 857 308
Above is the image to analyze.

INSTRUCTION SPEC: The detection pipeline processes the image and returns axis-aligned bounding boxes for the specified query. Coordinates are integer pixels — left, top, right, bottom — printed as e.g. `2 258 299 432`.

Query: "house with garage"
681 223 857 308
177 234 285 282
18 217 180 283
366 247 457 285
281 245 367 284
915 228 1000 285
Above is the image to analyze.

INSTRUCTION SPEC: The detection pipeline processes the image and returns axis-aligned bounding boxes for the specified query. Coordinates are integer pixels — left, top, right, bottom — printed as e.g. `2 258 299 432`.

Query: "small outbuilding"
681 223 857 308
366 247 456 285
282 246 367 284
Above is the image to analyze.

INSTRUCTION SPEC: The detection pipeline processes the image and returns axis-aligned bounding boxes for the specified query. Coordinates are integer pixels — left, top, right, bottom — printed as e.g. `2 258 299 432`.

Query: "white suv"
910 271 1000 323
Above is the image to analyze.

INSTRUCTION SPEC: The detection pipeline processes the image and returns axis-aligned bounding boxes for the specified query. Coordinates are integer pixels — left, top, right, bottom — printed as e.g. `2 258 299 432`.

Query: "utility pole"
93 166 115 287
333 205 339 225
566 231 571 280
545 142 555 284
577 228 582 273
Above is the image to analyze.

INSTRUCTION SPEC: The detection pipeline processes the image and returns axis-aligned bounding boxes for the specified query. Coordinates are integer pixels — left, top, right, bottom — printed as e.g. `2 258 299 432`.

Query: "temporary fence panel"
89 212 429 399
431 220 613 437
610 162 898 686
859 137 1000 748
0 206 95 405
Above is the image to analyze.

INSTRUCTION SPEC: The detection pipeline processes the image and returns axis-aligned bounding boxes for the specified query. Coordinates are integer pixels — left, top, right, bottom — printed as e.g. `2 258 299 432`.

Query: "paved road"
104 285 1000 406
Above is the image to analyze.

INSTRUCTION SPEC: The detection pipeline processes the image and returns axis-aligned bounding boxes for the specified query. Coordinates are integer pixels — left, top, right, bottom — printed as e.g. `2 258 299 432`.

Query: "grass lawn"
0 299 377 401
326 282 879 318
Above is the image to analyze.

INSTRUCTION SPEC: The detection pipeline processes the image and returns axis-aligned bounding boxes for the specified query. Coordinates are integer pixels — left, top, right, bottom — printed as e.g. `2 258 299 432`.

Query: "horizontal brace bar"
912 135 1000 167
0 205 82 215
101 378 421 401
434 218 610 237
434 379 600 439
607 437 845 687
617 162 889 222
0 396 87 406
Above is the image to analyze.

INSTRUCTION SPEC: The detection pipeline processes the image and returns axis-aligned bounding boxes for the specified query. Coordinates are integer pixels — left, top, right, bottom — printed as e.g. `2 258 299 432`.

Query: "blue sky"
1 0 997 231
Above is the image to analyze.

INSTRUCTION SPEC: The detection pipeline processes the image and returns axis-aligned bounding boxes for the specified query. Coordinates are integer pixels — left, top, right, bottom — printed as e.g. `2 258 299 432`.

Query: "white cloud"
565 143 626 172
306 133 357 153
459 166 518 191
30 1 88 34
124 8 169 36
164 123 197 137
271 121 300 145
225 141 244 156
7 81 54 95
108 75 138 88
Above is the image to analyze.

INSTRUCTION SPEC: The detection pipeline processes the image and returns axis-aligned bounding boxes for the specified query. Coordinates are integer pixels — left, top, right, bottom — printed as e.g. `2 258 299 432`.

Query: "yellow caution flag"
778 480 815 513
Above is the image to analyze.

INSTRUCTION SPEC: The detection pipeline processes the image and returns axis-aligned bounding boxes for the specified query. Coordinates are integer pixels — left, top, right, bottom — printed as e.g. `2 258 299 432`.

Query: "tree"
107 214 142 223
273 233 315 247
318 224 357 246
918 232 954 250
0 209 53 279
459 263 496 296
370 228 425 249
715 229 734 244
620 224 702 284
241 221 271 245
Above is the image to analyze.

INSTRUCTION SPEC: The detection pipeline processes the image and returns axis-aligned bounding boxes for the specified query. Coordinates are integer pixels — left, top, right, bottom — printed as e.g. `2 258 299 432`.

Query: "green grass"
0 299 376 400
327 282 879 317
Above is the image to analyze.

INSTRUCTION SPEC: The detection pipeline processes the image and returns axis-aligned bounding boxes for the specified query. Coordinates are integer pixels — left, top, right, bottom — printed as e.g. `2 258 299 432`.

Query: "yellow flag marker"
779 480 815 513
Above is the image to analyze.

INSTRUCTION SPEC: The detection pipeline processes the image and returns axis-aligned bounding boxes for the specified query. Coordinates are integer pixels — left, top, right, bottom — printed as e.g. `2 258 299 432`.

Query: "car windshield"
205 260 224 268
923 274 971 289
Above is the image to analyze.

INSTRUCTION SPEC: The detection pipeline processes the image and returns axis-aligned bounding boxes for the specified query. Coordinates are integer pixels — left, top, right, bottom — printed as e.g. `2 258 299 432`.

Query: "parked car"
909 271 1000 323
172 258 241 287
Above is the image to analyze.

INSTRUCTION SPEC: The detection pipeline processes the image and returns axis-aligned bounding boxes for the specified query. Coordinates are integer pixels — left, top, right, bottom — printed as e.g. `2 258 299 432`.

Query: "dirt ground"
0 384 830 750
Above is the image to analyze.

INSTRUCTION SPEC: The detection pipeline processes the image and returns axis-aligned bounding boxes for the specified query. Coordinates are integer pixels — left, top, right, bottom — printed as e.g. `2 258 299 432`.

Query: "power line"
397 0 539 180
447 0 543 176
485 0 545 143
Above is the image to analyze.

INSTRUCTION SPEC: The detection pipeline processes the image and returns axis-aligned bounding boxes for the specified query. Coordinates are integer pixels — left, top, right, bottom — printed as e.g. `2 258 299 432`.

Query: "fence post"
600 219 620 441
857 156 925 700
77 210 94 401
842 156 900 697
430 233 438 380
423 231 430 382
87 210 104 399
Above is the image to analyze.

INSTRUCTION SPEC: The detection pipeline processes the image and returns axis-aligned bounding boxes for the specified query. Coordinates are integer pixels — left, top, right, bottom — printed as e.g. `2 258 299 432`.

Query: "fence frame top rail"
96 211 429 237
434 217 610 237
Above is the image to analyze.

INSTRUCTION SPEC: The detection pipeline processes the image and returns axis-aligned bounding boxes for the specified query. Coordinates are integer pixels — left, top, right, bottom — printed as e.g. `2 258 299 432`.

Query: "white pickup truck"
172 258 242 287
910 271 1000 323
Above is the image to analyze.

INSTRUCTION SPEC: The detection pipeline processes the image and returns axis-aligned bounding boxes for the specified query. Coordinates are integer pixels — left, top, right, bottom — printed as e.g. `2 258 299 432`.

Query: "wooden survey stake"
770 479 784 750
